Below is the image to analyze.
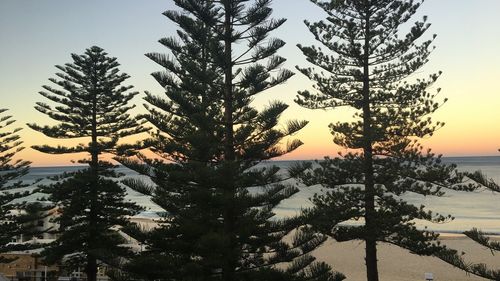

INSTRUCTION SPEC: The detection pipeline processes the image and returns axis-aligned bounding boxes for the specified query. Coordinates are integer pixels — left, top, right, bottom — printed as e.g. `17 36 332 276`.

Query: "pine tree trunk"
362 74 379 281
86 256 98 281
87 87 99 281
222 2 237 281
362 6 379 281
223 0 234 163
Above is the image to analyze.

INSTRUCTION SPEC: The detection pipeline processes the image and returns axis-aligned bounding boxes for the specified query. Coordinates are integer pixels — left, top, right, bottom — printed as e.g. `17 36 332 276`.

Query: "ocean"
16 156 500 234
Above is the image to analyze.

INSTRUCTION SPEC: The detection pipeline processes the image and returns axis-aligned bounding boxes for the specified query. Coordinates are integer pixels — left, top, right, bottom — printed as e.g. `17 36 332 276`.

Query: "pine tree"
28 46 145 281
293 1 477 280
0 109 36 262
118 1 343 280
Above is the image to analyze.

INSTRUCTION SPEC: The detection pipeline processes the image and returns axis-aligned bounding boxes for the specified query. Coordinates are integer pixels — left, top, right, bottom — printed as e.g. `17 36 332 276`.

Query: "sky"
1 0 499 166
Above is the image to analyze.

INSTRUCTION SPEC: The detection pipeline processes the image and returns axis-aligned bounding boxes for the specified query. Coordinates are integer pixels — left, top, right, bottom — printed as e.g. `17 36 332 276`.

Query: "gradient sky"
1 0 499 166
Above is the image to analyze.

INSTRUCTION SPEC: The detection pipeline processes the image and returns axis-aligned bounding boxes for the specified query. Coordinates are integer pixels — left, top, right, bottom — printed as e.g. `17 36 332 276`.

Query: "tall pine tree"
28 46 145 281
118 1 343 280
293 1 476 280
0 109 37 262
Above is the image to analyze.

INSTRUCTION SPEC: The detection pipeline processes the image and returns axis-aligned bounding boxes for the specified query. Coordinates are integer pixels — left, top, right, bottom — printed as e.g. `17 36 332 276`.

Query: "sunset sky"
1 0 499 166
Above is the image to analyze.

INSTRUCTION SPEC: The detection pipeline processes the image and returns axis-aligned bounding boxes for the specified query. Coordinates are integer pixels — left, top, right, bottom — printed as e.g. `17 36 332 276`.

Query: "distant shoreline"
28 155 500 169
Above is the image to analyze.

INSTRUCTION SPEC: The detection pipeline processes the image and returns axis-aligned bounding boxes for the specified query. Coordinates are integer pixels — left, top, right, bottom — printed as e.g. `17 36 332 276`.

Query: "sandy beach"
313 235 500 281
133 215 500 280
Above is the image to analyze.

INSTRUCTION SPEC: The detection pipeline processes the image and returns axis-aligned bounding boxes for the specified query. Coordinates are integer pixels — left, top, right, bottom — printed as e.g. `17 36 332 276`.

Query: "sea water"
16 156 500 233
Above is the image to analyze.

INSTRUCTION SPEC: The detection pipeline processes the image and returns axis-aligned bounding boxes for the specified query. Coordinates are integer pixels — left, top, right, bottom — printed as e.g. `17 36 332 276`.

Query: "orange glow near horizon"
19 117 499 167
2 1 500 167
15 73 500 167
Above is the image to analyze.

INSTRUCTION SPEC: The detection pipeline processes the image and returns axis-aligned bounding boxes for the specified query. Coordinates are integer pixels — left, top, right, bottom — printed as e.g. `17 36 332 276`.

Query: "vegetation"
293 1 477 280
0 109 40 262
117 0 343 280
0 1 499 281
28 46 146 281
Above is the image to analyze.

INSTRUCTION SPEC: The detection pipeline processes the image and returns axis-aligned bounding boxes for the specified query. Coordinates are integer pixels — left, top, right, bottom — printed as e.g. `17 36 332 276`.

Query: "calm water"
16 156 500 234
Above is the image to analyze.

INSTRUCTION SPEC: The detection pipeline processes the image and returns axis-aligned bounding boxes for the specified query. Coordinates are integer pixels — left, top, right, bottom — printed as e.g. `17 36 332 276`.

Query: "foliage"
0 109 43 263
294 1 477 280
117 1 343 280
28 46 145 281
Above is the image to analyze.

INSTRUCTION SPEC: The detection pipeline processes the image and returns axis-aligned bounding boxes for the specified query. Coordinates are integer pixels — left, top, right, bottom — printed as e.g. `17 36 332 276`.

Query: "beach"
18 158 500 280
313 235 500 281
130 216 500 280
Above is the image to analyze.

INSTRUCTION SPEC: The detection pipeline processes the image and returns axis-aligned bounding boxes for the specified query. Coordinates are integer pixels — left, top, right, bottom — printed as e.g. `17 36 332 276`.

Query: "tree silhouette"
293 1 476 280
28 46 145 281
0 109 38 262
118 1 343 280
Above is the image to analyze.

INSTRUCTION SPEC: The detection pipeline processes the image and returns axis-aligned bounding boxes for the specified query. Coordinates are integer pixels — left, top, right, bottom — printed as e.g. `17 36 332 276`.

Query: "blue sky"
1 0 500 165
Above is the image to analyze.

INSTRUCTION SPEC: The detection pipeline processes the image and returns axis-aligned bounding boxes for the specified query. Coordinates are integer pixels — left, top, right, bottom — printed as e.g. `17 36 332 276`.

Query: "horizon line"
28 154 500 168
